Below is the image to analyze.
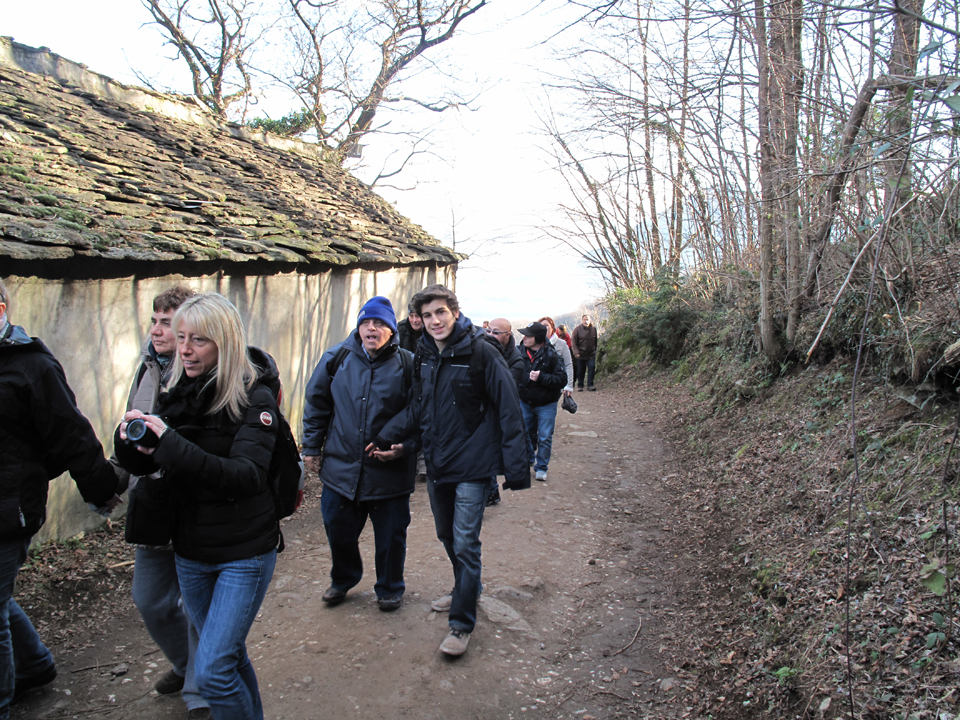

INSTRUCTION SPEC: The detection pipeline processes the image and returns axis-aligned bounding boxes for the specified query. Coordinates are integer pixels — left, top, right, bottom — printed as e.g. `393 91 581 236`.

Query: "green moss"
0 165 28 182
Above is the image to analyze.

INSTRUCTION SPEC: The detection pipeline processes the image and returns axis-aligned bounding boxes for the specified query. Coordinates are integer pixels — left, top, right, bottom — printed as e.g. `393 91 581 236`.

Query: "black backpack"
326 342 413 391
249 348 305 523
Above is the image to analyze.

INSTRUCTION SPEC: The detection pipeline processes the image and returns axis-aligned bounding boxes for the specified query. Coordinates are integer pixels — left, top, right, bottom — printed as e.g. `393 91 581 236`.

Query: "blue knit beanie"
357 296 397 332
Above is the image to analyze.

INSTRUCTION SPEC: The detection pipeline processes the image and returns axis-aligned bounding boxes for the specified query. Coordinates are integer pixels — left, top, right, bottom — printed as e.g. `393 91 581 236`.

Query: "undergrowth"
607 309 960 718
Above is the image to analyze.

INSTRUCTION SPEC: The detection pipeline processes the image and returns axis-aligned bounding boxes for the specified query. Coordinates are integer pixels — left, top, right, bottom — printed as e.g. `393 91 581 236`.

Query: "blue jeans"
426 479 487 634
176 551 276 720
575 356 596 388
521 401 558 473
133 548 207 711
320 486 410 599
0 536 55 720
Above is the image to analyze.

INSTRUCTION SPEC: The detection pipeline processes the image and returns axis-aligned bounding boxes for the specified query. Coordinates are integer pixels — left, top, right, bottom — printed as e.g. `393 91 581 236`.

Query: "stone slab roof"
0 38 462 276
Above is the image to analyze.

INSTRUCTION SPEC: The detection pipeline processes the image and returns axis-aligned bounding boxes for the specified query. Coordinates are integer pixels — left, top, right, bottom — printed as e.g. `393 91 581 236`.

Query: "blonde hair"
166 293 257 420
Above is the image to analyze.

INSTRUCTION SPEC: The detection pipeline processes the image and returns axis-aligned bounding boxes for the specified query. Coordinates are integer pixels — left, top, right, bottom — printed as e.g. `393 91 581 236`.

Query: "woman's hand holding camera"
120 410 168 454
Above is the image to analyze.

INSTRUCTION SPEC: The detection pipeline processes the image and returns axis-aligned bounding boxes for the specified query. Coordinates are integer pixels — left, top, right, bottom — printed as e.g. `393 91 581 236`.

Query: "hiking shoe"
486 488 501 506
378 595 403 612
322 586 348 605
154 668 185 695
12 664 57 704
535 470 547 481
577 386 584 392
587 385 596 391
431 593 453 612
439 630 471 656
188 709 212 720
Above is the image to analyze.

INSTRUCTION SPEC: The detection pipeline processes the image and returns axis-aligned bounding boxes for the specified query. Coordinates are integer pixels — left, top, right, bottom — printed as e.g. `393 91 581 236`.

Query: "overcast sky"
4 1 604 323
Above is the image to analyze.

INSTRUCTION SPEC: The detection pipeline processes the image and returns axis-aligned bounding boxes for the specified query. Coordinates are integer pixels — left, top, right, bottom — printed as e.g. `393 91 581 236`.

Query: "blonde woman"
115 293 279 720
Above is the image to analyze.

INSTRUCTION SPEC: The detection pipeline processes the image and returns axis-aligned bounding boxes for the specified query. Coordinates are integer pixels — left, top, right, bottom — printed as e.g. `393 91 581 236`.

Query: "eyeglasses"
489 330 510 336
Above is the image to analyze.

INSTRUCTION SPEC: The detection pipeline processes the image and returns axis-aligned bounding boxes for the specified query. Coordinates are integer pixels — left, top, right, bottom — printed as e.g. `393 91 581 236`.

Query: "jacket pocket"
125 476 174 546
452 380 486 434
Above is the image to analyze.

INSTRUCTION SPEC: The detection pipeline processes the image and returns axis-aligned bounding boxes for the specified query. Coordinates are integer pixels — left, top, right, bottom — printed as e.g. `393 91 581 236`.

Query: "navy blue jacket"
518 341 566 407
302 332 416 501
378 316 529 490
0 323 119 539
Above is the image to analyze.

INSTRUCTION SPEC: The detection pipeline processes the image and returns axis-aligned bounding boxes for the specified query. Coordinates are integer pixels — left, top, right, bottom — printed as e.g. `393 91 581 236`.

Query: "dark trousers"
575 356 596 388
320 486 411 599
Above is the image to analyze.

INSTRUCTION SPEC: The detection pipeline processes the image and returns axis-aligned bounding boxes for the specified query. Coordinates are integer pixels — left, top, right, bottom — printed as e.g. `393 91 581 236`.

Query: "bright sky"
3 1 604 322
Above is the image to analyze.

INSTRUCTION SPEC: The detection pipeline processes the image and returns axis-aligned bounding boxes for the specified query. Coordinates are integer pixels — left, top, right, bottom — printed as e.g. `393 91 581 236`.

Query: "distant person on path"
301 297 416 612
115 293 280 720
396 301 423 353
397 300 427 481
112 285 211 719
488 318 523 386
538 317 574 399
374 285 528 657
572 315 598 391
517 322 567 482
484 318 525 506
0 279 121 716
556 324 573 349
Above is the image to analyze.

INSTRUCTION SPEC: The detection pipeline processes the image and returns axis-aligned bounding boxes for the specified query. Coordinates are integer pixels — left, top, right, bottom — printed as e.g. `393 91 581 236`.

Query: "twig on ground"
613 617 643 656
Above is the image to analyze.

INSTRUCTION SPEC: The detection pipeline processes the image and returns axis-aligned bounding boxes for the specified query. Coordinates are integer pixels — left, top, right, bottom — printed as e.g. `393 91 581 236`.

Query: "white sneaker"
431 593 453 612
535 470 547 481
439 630 471 656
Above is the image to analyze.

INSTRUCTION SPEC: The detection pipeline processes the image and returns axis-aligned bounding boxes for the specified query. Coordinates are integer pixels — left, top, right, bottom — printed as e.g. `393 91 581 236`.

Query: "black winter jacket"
397 319 422 353
302 332 416 502
114 349 280 562
498 339 524 387
518 341 567 407
0 323 118 539
377 315 529 490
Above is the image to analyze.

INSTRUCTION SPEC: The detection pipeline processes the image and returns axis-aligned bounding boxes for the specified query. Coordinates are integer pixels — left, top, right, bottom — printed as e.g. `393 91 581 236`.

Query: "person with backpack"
301 297 417 612
373 285 528 657
110 285 211 720
0 279 121 715
518 322 568 482
114 293 279 720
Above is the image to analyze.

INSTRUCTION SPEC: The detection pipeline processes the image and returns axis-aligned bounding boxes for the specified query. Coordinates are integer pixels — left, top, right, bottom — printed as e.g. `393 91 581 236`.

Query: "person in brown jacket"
571 315 598 391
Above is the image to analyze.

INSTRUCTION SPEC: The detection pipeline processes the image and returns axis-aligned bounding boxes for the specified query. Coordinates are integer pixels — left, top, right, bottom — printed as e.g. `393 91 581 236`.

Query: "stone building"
0 38 461 541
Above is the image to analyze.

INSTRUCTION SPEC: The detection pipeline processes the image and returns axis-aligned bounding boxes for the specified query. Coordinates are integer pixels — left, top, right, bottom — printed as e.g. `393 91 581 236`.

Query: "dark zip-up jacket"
499 339 524 387
114 348 280 562
0 323 118 539
302 332 416 502
518 341 567 408
397 319 422 353
377 315 529 490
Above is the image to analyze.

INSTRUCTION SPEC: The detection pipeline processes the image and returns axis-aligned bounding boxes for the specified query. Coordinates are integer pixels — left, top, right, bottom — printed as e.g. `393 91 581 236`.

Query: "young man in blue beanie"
301 296 417 611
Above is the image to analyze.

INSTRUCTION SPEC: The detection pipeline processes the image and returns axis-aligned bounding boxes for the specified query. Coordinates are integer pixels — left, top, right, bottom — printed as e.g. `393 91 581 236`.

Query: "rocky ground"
13 382 706 720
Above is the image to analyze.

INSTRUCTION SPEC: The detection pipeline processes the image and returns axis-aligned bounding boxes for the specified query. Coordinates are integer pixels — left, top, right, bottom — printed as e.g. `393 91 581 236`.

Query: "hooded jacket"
0 322 118 539
302 331 416 502
498 338 525 387
518 340 567 408
114 347 280 562
377 315 529 490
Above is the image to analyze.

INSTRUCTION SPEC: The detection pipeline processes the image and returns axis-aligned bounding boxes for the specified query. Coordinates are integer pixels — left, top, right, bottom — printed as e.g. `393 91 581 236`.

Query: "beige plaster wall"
3 264 455 543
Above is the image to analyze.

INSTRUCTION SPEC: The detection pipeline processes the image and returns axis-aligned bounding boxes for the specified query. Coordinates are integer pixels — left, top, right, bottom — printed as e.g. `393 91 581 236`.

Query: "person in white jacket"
539 317 574 399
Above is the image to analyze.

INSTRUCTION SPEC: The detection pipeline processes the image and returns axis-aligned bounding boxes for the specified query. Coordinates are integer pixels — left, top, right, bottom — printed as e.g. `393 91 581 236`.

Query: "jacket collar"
0 323 35 348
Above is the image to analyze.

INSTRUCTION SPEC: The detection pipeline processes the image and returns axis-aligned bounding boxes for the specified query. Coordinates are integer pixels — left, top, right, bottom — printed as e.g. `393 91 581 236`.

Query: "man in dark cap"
302 296 416 612
517 322 567 482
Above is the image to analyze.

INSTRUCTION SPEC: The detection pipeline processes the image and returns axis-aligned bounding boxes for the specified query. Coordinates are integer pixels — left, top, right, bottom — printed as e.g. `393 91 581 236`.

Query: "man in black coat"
374 285 528 658
0 280 120 714
517 322 568 482
396 299 423 353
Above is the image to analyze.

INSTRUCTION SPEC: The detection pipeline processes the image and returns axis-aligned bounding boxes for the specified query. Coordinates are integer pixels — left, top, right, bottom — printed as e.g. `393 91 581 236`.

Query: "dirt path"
14 385 691 720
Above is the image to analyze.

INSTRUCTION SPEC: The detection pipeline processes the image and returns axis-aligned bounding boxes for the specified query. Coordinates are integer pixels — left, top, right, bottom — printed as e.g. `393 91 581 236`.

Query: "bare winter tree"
267 0 488 164
140 0 267 119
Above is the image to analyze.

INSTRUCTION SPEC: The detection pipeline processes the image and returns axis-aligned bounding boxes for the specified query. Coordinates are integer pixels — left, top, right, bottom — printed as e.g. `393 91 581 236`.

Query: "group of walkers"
0 276 599 720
